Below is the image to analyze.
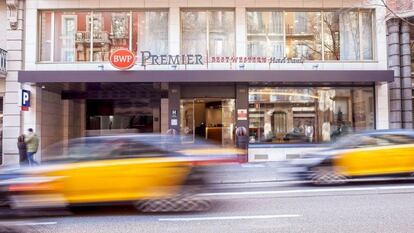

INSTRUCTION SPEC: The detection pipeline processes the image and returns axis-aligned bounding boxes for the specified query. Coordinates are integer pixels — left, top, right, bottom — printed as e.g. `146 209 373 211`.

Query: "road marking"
159 214 301 222
19 222 57 226
201 185 414 197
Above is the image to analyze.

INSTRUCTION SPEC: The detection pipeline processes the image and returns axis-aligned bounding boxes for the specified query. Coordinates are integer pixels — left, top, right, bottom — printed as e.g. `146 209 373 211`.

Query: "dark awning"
18 70 394 83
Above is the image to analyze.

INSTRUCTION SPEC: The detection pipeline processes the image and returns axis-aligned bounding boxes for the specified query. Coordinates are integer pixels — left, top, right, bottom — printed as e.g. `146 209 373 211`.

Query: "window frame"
180 8 236 58
37 9 169 63
245 8 376 62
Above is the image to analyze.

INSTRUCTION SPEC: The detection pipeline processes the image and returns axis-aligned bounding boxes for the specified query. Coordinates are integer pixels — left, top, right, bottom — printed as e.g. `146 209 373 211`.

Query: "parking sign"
20 89 30 111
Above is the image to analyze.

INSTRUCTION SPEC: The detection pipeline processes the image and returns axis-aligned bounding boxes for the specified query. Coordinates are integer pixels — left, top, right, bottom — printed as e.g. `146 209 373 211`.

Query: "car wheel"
309 166 348 185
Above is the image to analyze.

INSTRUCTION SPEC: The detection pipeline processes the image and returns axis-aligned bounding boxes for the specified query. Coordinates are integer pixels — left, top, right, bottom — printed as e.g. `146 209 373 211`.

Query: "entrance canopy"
18 70 394 83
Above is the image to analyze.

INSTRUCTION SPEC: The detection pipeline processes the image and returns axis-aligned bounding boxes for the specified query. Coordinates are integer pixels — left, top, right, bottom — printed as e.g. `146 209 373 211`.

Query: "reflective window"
285 12 322 60
323 12 340 60
247 11 284 58
39 10 168 62
248 87 375 143
39 12 53 61
246 10 374 61
54 11 92 62
181 10 235 57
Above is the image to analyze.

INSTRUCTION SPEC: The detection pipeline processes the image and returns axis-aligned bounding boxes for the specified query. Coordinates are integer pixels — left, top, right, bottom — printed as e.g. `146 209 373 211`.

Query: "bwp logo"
110 49 136 70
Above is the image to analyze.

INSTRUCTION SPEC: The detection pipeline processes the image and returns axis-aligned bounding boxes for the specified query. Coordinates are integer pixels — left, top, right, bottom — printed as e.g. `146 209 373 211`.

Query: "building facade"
1 0 395 164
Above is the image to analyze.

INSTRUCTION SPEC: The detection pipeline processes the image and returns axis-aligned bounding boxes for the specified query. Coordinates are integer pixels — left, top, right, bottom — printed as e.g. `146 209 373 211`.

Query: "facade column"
387 18 402 129
168 84 180 133
236 83 249 130
2 0 25 165
399 21 413 129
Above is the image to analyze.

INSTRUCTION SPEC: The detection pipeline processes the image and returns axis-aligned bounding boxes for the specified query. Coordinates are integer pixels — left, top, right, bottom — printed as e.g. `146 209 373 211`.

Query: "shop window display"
248 87 375 144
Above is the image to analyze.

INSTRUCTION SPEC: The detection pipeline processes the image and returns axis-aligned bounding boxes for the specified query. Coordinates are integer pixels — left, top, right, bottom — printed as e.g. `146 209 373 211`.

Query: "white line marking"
0 221 57 226
159 214 301 222
201 185 414 197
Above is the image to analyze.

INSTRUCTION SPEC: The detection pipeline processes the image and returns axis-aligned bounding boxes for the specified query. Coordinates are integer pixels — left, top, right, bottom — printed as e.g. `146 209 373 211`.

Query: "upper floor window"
39 10 168 62
247 9 374 61
181 10 235 57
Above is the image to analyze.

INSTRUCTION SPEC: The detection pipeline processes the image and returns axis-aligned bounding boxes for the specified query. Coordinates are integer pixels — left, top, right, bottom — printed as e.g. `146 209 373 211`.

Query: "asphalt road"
7 181 414 233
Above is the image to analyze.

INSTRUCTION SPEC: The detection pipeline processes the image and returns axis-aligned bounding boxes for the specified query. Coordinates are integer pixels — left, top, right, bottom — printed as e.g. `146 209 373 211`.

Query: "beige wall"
41 90 64 152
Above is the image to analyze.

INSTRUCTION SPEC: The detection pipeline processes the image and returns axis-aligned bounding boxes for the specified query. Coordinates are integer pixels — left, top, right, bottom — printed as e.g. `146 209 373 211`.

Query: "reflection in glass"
181 10 235 57
248 87 375 143
54 11 92 62
247 11 284 58
40 12 53 61
285 12 322 60
323 12 340 60
134 11 169 56
340 11 360 60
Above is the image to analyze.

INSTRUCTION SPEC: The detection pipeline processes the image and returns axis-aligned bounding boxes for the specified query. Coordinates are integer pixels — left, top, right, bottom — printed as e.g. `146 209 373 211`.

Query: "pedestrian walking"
25 128 39 166
17 135 28 165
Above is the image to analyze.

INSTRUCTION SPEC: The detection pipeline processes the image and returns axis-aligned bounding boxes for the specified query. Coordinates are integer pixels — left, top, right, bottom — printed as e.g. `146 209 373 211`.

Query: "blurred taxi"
290 130 414 185
0 135 241 213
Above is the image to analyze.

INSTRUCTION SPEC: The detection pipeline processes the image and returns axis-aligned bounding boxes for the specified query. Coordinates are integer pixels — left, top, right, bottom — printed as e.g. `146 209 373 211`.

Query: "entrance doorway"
180 98 235 146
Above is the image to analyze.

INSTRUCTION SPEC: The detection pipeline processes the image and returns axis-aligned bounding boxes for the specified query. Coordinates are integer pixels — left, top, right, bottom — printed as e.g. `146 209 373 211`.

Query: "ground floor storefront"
7 70 393 164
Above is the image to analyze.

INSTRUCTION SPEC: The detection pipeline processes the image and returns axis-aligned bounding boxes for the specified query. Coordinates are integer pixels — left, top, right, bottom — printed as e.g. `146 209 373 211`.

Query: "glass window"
39 10 168 62
285 12 322 60
361 11 373 60
91 12 130 62
248 87 375 144
133 11 169 56
39 11 53 61
247 11 284 58
182 10 235 57
340 11 360 60
54 11 92 62
323 12 340 60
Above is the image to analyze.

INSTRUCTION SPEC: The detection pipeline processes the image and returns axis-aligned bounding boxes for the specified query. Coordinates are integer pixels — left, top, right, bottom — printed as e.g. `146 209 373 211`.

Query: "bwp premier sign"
110 49 304 70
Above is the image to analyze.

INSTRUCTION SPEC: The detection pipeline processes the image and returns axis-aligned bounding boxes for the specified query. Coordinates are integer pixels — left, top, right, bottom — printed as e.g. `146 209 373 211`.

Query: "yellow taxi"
290 130 414 185
2 135 241 212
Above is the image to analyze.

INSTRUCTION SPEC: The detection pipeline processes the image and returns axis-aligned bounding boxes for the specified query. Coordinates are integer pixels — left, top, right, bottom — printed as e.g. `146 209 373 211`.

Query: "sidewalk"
209 161 294 184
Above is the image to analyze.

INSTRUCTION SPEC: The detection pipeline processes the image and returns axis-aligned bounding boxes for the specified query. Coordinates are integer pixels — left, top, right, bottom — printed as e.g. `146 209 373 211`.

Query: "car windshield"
41 138 116 163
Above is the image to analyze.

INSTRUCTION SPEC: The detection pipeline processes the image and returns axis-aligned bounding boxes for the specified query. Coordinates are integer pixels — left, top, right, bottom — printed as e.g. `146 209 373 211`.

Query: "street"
9 181 414 233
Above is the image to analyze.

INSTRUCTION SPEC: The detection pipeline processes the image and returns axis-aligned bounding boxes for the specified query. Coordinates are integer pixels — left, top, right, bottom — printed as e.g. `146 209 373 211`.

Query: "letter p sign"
20 89 30 111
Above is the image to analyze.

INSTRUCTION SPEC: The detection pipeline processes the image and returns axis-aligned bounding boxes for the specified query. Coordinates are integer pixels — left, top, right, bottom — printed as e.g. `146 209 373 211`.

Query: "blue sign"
21 89 30 110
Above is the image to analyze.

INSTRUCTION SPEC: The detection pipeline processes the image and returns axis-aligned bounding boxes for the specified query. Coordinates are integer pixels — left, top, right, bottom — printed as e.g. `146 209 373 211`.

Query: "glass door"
180 99 195 143
221 99 235 147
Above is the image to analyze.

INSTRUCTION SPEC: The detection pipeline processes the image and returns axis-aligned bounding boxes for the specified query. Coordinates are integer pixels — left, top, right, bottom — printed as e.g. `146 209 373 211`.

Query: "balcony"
0 48 6 76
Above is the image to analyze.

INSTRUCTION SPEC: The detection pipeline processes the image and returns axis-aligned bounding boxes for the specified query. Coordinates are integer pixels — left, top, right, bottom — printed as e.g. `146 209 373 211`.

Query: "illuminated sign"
110 49 136 70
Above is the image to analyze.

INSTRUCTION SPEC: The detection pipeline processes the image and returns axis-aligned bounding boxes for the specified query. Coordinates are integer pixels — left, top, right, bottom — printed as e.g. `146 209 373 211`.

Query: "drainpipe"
400 21 413 129
387 18 402 129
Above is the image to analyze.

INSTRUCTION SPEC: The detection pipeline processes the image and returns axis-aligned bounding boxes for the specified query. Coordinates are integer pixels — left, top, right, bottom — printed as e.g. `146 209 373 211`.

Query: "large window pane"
92 12 130 62
323 12 340 60
361 11 373 60
248 87 375 143
39 12 52 61
134 11 168 56
54 11 91 62
181 10 234 57
340 11 360 60
285 12 322 60
208 11 235 56
247 11 284 58
181 11 207 55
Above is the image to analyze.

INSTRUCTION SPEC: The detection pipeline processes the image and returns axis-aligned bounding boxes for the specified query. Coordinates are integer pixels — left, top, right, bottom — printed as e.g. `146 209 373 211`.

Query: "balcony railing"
0 48 6 74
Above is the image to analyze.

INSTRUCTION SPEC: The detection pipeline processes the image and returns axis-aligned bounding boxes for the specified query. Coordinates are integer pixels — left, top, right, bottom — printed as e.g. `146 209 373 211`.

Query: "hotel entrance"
180 98 236 146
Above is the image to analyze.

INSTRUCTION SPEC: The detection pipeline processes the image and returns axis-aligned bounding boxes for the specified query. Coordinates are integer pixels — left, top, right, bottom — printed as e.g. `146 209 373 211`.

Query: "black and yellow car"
0 135 241 213
290 130 414 185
